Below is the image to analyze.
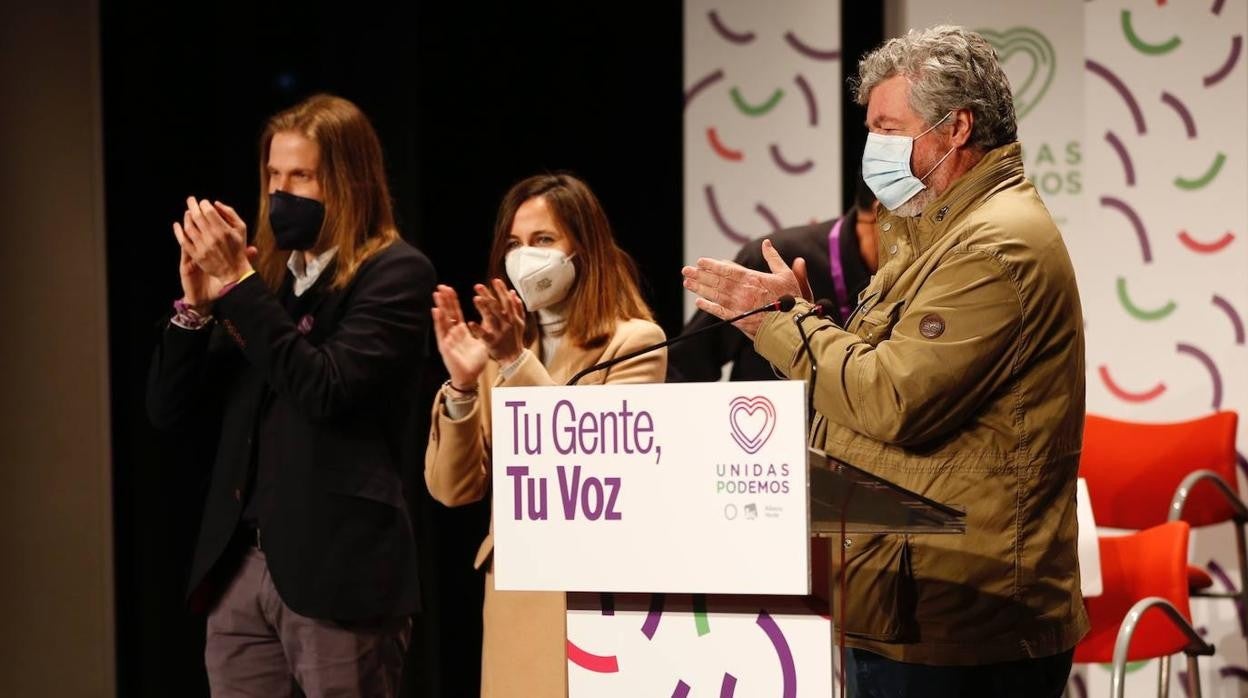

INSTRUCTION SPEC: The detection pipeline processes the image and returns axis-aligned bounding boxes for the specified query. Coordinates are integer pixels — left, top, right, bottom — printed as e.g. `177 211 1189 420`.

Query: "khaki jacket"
755 143 1089 665
425 318 666 697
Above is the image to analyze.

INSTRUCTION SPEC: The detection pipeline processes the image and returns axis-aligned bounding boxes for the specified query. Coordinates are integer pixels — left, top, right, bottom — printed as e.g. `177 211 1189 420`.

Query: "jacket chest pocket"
856 300 904 346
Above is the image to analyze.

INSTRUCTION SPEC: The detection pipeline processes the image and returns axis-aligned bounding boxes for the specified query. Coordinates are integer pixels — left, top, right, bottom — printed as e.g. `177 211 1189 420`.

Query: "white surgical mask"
504 246 577 311
861 111 955 211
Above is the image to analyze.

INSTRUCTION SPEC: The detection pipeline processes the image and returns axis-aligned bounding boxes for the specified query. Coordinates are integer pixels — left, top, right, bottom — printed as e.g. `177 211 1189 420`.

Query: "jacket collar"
882 142 1025 257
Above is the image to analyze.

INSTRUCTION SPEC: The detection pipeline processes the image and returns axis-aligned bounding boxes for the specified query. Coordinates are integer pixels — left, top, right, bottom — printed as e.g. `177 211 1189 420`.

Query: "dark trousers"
846 648 1074 698
205 545 411 698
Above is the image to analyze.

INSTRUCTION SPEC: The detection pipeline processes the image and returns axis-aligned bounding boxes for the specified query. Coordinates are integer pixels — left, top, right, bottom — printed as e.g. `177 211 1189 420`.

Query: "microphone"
796 298 837 323
794 298 835 419
567 295 796 385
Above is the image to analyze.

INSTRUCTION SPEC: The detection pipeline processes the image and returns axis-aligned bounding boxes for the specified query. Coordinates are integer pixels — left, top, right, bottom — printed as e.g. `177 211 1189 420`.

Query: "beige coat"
426 318 666 697
755 143 1089 665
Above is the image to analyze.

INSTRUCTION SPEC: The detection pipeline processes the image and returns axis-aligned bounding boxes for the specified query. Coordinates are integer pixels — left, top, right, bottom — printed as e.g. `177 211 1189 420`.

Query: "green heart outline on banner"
977 26 1057 121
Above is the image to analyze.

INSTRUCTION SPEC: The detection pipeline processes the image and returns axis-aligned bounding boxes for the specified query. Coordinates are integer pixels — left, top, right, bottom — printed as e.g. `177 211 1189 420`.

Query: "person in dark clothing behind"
667 177 879 382
147 94 433 697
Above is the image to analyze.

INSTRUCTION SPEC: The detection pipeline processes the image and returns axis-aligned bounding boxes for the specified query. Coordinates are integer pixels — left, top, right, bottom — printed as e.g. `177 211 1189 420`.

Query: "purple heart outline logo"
729 396 777 454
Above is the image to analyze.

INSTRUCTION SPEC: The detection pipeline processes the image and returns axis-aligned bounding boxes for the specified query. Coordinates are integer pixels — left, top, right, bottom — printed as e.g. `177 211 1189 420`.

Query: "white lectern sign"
491 380 809 594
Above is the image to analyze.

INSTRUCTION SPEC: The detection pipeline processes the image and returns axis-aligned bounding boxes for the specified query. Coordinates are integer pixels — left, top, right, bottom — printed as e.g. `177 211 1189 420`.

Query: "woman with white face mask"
424 172 666 698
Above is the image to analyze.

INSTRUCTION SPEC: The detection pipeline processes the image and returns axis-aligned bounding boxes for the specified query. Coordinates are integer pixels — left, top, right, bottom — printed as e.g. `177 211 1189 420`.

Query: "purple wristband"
172 299 213 330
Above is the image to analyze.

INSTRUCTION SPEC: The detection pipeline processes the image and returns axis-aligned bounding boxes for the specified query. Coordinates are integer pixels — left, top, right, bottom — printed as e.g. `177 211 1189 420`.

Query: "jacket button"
233 488 242 501
888 244 898 255
881 222 892 232
843 538 853 549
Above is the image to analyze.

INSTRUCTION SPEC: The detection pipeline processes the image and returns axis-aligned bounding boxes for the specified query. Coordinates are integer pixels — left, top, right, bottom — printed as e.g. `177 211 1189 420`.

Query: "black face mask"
269 190 325 251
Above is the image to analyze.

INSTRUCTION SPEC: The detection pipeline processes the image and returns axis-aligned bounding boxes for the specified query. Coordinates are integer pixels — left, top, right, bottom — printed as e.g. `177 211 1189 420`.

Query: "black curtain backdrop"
103 2 879 696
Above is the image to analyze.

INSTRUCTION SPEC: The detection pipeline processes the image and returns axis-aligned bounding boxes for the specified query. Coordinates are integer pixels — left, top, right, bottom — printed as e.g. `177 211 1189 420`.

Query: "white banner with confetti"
567 594 833 698
682 0 843 317
1083 0 1248 694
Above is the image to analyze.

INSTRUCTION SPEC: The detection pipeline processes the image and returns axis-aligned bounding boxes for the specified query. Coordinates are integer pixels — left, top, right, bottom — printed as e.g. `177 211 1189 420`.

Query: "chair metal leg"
1157 655 1170 698
1186 653 1203 698
1111 597 1215 698
1236 524 1248 638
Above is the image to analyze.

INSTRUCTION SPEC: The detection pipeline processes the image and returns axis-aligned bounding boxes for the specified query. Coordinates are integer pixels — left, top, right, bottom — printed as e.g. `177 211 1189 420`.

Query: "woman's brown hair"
486 173 653 349
253 94 398 290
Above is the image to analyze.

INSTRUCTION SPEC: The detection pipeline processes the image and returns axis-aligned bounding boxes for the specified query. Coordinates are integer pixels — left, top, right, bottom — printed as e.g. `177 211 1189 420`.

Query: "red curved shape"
706 127 744 162
566 640 619 673
1098 365 1166 403
1178 229 1235 253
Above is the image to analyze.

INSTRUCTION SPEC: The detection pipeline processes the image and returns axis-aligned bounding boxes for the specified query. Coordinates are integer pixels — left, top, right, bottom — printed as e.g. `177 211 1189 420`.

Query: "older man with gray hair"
683 25 1087 696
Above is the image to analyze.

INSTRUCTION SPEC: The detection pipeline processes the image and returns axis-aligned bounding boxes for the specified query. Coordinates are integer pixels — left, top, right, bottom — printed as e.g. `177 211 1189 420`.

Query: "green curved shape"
1175 152 1227 190
1121 9 1181 55
1001 44 1043 102
693 594 710 636
1100 660 1151 674
1116 276 1177 321
730 86 784 117
977 27 1056 120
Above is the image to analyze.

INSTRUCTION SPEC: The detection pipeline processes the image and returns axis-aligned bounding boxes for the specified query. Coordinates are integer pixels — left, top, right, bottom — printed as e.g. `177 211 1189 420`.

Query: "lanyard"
826 218 852 322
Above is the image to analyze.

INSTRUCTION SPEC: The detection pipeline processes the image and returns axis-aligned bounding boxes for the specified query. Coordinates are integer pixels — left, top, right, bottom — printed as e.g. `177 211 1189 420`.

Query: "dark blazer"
667 212 872 382
147 239 434 621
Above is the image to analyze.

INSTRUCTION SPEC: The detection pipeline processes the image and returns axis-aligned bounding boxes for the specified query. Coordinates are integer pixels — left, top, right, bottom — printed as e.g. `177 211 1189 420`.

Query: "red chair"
1074 522 1214 698
1080 412 1246 632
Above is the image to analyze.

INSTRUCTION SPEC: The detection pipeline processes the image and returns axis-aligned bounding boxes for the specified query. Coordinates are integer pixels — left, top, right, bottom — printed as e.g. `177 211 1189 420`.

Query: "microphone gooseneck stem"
567 295 795 385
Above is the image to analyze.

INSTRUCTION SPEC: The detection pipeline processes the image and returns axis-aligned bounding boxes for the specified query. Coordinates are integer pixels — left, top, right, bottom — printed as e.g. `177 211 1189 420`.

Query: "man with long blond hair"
148 94 434 697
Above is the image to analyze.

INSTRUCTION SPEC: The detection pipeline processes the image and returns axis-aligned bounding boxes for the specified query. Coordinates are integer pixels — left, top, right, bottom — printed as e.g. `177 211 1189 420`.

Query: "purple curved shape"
1222 666 1248 681
1206 559 1246 633
708 10 755 44
1160 92 1198 139
1104 131 1136 186
1071 674 1087 698
1204 35 1243 87
1086 59 1147 135
704 185 752 244
1176 342 1224 409
720 673 738 698
784 31 840 60
1239 451 1248 479
1212 295 1245 344
770 143 814 174
1213 0 1227 16
794 74 819 127
756 610 797 698
672 680 691 698
1208 559 1238 592
1100 196 1153 262
756 203 783 232
641 592 665 640
685 69 725 110
600 592 615 616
